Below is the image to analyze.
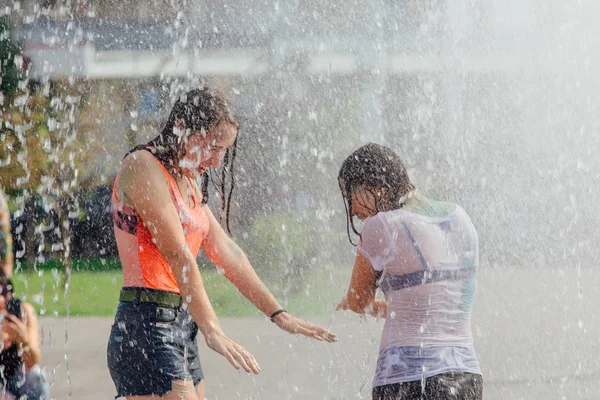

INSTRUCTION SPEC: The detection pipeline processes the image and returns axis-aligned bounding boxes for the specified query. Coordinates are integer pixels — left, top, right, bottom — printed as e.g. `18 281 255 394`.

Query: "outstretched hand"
273 312 337 342
204 329 261 374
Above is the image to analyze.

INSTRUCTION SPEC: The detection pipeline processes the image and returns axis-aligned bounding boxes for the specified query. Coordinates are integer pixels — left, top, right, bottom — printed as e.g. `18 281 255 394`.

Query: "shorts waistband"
119 287 182 308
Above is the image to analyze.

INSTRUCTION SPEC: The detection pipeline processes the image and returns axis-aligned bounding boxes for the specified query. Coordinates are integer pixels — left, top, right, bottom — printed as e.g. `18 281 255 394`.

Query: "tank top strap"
141 148 201 208
147 151 183 197
151 156 176 184
401 219 429 271
112 173 119 196
115 145 191 207
185 176 201 206
141 147 194 208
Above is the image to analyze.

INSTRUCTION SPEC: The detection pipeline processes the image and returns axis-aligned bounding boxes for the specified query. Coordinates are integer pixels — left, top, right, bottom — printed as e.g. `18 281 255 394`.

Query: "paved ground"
38 267 600 399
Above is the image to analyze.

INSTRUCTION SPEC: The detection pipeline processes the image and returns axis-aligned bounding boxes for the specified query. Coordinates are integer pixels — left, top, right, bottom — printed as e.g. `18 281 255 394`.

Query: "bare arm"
336 251 386 318
201 206 336 342
3 302 42 369
118 152 259 373
201 207 281 316
0 197 13 278
20 302 41 369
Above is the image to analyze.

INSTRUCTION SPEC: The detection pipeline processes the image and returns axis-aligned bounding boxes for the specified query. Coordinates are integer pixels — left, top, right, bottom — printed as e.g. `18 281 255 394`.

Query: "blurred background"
0 0 599 319
3 0 598 282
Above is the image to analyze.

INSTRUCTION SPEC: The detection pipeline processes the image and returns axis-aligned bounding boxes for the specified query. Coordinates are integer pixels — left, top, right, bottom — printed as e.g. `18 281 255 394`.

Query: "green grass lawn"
11 266 349 318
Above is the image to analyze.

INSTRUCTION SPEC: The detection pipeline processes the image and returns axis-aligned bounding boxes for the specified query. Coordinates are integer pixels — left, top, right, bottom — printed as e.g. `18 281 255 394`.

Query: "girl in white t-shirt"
336 143 483 400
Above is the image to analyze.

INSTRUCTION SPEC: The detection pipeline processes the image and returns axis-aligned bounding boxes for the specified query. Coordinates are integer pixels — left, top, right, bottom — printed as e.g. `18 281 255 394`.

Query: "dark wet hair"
129 87 239 234
338 143 415 245
0 269 13 297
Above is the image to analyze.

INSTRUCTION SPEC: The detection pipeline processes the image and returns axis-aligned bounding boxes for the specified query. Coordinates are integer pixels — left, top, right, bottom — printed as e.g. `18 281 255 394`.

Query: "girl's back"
360 204 481 386
360 204 478 347
337 143 483 397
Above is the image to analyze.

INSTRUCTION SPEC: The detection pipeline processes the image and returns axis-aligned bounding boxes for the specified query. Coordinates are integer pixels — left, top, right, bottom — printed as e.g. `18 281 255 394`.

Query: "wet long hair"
0 268 14 298
131 87 239 234
338 143 415 245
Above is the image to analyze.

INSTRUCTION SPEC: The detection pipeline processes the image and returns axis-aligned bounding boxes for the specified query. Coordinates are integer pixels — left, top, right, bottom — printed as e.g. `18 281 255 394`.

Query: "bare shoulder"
22 301 38 319
117 150 167 202
120 149 161 178
441 201 459 214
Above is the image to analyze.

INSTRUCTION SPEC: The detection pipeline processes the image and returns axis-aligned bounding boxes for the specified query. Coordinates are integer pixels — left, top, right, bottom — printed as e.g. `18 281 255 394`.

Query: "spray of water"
1 0 599 398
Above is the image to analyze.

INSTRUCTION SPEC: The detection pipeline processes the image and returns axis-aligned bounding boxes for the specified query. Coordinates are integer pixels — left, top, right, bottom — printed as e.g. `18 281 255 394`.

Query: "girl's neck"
402 192 453 218
402 191 425 208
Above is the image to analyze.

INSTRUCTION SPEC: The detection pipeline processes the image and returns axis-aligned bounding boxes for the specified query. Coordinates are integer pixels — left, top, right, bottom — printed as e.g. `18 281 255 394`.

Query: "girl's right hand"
335 295 350 311
204 329 261 374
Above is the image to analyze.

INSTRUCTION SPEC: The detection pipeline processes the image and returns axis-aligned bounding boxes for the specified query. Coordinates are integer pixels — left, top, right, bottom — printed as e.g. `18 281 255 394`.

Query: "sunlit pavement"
39 267 600 400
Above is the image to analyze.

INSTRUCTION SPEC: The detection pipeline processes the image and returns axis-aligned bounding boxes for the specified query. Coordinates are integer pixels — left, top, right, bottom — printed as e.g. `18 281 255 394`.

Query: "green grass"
11 266 348 317
12 270 123 316
16 257 123 272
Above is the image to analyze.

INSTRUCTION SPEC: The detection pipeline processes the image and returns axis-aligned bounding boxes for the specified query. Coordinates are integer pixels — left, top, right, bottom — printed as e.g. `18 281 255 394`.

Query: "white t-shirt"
358 205 481 387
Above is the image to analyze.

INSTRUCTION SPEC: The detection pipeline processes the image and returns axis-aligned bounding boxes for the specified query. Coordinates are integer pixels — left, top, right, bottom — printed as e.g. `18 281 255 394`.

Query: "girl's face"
340 180 381 221
0 286 12 314
179 120 238 178
350 189 378 221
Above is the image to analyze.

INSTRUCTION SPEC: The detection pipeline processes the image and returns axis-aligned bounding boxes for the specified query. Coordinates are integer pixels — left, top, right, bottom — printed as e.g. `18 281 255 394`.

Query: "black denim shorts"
106 300 203 398
372 372 483 400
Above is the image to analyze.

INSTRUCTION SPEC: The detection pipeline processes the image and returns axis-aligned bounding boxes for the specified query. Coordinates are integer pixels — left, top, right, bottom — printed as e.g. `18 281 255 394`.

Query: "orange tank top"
112 149 209 293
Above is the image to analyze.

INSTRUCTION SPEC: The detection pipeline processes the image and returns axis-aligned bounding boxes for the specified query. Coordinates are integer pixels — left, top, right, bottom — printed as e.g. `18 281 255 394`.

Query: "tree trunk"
57 199 74 292
23 196 37 270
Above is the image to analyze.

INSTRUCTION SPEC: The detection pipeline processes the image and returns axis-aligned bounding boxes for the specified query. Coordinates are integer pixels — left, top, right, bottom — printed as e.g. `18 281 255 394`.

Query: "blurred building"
0 1 537 168
4 1 535 137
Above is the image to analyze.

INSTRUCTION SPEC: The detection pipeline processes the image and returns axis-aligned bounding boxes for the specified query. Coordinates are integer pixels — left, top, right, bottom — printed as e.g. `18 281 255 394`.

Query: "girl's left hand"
2 315 29 347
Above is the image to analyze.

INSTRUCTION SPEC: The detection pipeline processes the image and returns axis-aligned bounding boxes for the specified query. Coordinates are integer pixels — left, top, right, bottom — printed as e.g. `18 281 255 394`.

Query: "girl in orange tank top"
107 88 336 400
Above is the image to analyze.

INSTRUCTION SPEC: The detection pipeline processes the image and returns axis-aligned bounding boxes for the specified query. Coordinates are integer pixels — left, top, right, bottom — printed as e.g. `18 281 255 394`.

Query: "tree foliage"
0 18 101 270
0 17 24 101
